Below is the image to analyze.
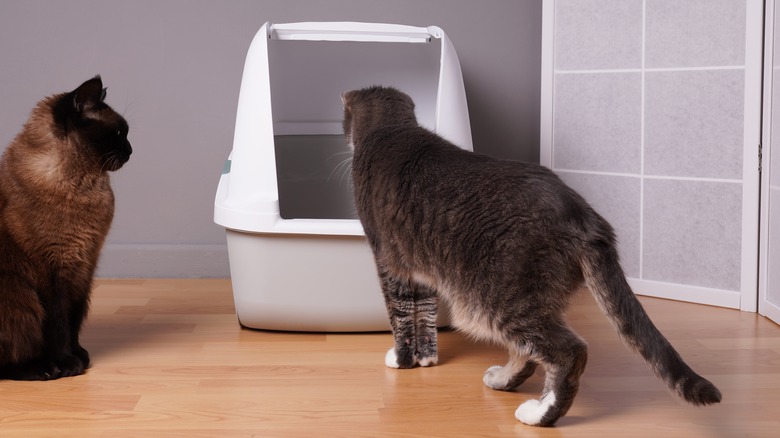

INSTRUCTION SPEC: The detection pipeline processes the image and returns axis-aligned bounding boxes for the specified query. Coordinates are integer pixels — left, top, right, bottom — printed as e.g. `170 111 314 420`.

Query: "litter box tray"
214 22 472 331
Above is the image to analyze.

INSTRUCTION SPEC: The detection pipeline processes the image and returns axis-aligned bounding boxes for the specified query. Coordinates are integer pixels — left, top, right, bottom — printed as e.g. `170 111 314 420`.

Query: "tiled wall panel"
553 73 642 173
768 23 780 308
551 0 749 295
769 190 780 305
644 70 744 179
643 179 742 291
554 0 643 70
645 0 746 68
558 172 641 277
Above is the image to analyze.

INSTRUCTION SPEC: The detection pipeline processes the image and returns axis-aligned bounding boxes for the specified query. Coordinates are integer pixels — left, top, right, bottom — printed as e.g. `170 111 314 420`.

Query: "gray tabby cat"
342 86 721 426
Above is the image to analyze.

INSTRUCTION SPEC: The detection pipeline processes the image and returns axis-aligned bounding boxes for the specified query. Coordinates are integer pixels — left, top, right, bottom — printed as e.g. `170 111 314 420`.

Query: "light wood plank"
0 279 777 437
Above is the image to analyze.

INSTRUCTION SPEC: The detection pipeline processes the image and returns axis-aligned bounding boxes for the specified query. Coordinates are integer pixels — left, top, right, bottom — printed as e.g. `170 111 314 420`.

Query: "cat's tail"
579 233 722 406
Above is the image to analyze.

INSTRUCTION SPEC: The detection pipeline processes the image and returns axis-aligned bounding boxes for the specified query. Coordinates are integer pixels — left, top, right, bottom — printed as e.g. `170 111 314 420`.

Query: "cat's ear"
72 75 105 114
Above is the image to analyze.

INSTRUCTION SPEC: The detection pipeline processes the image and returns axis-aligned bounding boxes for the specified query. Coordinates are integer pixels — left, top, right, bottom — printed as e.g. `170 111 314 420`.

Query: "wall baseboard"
97 243 230 278
628 278 741 310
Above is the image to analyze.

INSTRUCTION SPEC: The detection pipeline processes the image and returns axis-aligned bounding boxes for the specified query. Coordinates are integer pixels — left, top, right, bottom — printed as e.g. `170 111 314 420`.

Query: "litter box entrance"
268 37 441 220
275 134 356 220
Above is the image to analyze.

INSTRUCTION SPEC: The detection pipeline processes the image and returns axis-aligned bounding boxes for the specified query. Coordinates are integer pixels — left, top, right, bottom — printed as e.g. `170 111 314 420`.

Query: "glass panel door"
541 0 762 310
760 0 780 324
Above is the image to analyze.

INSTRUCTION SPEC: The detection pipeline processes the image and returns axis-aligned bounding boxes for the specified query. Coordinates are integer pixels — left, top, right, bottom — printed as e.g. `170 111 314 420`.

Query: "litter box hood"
214 21 472 236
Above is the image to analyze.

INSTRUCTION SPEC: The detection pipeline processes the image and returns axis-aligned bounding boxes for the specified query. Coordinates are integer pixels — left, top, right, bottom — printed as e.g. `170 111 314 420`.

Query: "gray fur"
342 86 721 426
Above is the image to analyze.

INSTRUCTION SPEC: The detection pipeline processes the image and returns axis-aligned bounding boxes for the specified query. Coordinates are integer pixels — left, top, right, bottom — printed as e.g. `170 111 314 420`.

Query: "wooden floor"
0 279 778 437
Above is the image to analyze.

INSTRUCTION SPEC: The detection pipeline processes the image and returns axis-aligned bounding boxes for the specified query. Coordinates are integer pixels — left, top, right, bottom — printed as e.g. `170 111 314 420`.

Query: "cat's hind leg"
514 321 587 427
483 348 538 391
0 273 45 379
0 274 44 362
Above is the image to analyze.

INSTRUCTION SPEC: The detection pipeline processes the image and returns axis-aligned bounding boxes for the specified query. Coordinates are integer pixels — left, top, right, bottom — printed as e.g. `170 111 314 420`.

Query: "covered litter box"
214 22 473 331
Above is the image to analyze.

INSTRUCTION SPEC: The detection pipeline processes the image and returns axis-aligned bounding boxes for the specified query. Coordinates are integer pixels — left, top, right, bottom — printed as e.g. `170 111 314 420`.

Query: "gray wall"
0 0 542 277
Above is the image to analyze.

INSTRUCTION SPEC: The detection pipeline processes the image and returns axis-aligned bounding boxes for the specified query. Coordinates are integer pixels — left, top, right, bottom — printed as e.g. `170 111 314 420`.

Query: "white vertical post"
760 0 780 323
741 0 763 312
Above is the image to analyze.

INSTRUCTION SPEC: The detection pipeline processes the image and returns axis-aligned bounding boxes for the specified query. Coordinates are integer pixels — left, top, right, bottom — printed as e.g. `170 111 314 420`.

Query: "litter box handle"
268 22 437 43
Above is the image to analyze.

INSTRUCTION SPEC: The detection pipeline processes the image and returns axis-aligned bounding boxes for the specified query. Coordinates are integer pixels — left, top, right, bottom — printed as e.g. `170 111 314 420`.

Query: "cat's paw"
483 365 510 390
72 345 90 369
385 347 401 368
386 346 430 368
514 392 557 426
386 346 438 368
56 354 87 378
415 334 438 365
417 354 438 367
14 360 63 381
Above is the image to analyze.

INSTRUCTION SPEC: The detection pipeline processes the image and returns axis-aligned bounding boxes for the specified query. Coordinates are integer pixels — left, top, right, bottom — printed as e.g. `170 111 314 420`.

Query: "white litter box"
214 22 473 332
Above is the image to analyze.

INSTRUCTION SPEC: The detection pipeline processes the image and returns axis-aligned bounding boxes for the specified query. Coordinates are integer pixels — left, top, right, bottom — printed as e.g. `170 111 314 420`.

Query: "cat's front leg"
412 284 438 367
379 271 417 369
69 295 91 369
32 274 91 379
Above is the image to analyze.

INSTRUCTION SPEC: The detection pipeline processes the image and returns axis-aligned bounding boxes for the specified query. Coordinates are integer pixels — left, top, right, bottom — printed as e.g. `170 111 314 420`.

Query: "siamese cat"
0 76 131 380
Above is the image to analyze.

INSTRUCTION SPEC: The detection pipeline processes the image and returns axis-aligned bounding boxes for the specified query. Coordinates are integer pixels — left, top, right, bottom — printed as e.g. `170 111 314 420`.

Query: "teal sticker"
222 160 231 174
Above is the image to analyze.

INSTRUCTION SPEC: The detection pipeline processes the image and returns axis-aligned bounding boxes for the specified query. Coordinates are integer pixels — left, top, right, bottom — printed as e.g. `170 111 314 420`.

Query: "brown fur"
0 76 131 380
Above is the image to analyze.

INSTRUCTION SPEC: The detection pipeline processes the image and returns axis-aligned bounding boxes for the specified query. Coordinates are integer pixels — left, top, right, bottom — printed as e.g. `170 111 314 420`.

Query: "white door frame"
742 0 763 313
760 0 780 324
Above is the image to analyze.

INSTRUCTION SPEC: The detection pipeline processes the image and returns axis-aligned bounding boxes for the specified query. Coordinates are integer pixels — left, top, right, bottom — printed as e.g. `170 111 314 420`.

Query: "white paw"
514 392 556 426
417 355 438 367
385 347 400 368
483 365 507 389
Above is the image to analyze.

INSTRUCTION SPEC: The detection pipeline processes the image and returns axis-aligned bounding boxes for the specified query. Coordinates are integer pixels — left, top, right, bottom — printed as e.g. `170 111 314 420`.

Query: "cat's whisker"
338 159 353 186
339 159 353 185
98 152 114 173
122 95 137 116
327 156 353 184
326 150 352 161
98 151 126 173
